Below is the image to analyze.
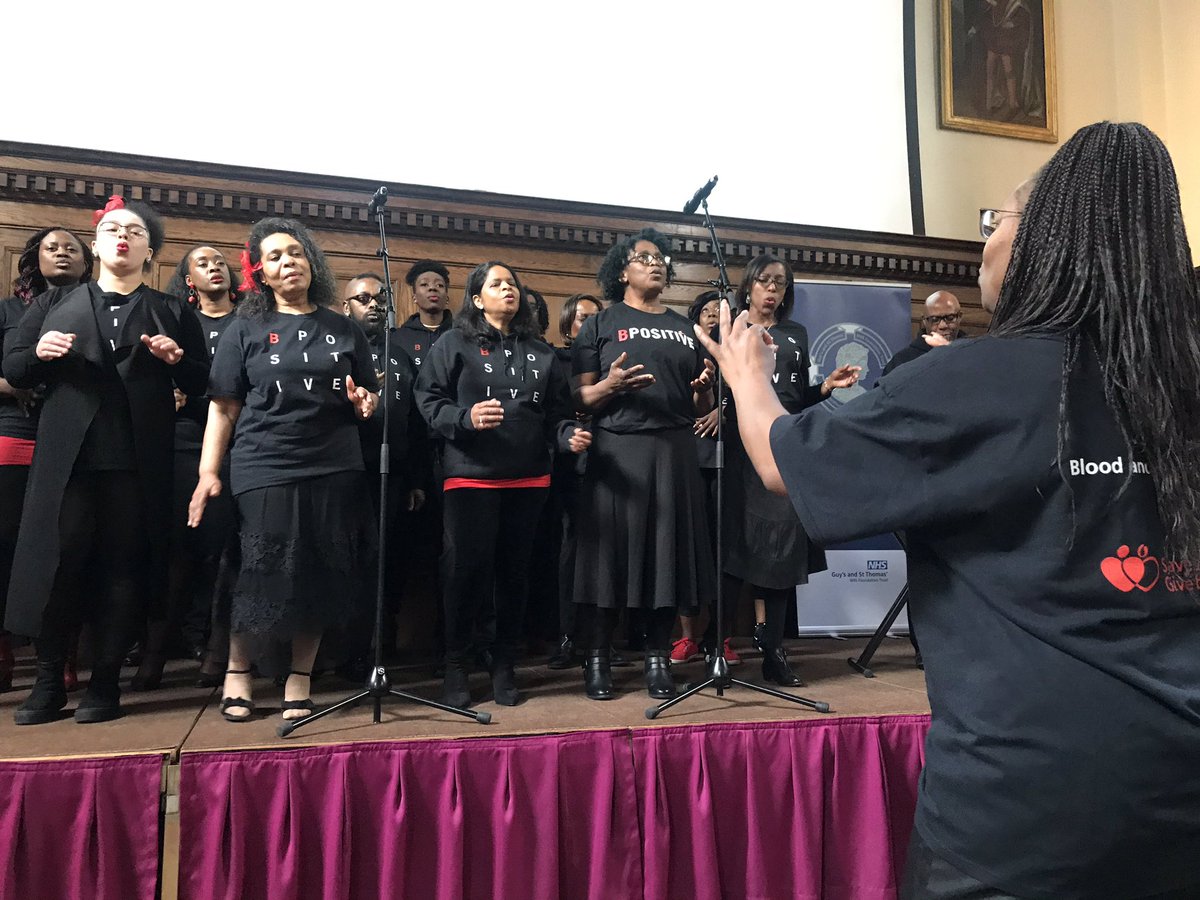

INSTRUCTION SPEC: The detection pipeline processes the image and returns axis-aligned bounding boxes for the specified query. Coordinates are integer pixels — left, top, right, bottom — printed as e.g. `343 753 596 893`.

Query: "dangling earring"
188 284 199 306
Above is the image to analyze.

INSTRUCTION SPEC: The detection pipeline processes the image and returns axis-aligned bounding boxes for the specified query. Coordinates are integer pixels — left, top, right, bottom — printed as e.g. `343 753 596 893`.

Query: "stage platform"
0 637 930 899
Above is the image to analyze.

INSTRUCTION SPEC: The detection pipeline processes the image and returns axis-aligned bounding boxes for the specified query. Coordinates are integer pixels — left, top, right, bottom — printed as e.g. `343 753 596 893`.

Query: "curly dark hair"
524 286 549 337
734 253 795 321
686 289 723 326
559 292 604 343
990 121 1200 560
12 226 93 301
165 244 243 307
404 259 450 288
237 217 337 319
596 227 675 303
455 261 539 344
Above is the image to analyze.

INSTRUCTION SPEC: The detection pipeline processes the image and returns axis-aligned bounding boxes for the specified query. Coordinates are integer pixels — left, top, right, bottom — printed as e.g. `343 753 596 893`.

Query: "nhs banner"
790 281 913 635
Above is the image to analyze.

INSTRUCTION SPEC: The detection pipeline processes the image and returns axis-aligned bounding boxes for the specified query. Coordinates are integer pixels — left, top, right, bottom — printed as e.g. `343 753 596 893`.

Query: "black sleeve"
169 299 210 397
1 289 60 389
348 319 380 393
414 336 473 441
405 399 433 491
545 351 579 453
207 319 248 400
768 346 1056 546
571 316 602 378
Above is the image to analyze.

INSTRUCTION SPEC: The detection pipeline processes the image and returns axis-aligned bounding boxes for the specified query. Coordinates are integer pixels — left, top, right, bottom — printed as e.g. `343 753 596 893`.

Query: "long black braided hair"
990 122 1200 560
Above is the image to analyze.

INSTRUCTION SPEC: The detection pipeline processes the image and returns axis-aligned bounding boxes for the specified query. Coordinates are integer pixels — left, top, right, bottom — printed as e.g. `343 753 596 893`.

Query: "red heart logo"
1101 556 1136 592
1122 555 1145 584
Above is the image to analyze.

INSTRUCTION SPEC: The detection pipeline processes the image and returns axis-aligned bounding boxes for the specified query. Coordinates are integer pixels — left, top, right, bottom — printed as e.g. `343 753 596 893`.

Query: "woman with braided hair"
701 122 1200 898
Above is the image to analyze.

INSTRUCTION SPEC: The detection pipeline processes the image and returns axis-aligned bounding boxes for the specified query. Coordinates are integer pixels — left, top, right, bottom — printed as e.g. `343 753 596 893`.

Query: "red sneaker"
669 638 702 664
723 638 741 665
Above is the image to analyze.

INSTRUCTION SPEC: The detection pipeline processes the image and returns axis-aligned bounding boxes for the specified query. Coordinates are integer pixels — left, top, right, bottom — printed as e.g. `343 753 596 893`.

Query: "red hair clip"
238 243 263 293
92 194 126 226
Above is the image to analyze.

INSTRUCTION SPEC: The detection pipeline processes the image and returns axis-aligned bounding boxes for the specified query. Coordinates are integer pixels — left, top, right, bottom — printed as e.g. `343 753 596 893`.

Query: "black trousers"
580 605 675 655
0 464 31 629
440 487 546 666
41 470 147 673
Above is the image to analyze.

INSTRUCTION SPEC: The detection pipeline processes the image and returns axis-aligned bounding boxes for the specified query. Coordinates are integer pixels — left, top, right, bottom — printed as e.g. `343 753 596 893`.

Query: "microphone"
683 176 718 215
368 186 389 213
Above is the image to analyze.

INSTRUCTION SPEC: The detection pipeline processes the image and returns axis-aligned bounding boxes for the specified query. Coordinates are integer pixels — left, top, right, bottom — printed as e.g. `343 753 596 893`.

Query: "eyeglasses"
979 208 1021 239
97 222 149 239
754 275 789 289
347 293 383 306
627 252 670 268
923 312 963 325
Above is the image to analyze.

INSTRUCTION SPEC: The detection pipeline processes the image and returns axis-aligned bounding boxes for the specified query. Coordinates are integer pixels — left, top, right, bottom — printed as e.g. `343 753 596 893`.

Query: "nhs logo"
866 560 888 571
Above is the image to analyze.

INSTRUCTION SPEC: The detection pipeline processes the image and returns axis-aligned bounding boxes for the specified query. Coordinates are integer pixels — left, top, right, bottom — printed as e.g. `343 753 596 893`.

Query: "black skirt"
722 437 826 590
573 426 715 614
231 471 376 638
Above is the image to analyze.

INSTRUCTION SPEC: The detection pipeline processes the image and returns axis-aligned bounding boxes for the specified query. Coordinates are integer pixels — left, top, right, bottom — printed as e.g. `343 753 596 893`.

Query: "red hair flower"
92 194 126 226
238 242 263 293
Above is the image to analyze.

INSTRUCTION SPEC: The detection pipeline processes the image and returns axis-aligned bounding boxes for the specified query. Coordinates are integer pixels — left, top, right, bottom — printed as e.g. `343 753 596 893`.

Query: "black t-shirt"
77 284 142 471
770 333 1200 898
0 296 38 441
358 329 426 486
571 303 705 433
175 310 236 453
208 307 378 495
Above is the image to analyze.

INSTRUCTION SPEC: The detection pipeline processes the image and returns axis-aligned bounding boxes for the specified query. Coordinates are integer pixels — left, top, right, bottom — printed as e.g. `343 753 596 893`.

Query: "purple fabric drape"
179 715 929 900
178 729 643 900
633 716 927 900
0 754 164 900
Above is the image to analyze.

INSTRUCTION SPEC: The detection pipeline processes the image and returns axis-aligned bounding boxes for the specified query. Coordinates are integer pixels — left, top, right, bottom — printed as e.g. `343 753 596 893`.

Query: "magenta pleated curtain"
179 715 929 900
0 754 165 900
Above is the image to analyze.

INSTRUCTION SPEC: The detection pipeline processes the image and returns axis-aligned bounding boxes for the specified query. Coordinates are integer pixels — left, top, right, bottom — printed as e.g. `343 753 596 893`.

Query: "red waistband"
0 437 34 466
443 475 551 491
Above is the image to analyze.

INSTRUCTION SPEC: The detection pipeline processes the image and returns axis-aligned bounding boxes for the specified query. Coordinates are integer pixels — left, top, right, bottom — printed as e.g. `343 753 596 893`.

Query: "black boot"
546 635 577 670
761 648 805 687
584 650 613 701
491 660 521 707
441 660 471 709
14 653 68 725
752 622 767 654
644 653 676 699
75 664 123 723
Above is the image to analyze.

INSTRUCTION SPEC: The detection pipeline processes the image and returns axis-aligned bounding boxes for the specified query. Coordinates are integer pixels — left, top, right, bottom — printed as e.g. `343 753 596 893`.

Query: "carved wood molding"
0 146 982 288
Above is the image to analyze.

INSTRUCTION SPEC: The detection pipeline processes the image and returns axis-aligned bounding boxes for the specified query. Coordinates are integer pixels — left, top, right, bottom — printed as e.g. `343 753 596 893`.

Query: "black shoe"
644 653 676 699
74 669 123 723
547 636 577 670
442 663 471 709
584 651 613 701
761 648 805 687
491 662 521 707
609 646 634 668
752 622 767 654
14 657 68 726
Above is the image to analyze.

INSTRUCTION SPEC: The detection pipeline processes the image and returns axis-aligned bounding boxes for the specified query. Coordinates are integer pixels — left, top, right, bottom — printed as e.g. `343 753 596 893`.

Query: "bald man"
881 291 967 376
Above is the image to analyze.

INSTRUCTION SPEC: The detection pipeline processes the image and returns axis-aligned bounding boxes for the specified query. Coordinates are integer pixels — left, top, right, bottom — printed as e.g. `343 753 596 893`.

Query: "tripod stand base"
277 667 492 738
645 655 831 719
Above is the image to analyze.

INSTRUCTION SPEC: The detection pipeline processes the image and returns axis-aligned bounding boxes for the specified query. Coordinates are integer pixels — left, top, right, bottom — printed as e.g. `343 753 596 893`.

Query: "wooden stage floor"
0 637 928 761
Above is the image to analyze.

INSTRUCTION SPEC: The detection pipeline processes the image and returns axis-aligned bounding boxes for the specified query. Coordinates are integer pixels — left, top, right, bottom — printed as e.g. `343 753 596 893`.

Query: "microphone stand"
281 188 491 737
647 194 829 719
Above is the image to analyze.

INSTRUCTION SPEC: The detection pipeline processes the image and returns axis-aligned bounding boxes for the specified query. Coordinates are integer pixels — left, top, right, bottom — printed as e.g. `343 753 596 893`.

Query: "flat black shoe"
546 636 577 670
75 676 123 724
442 663 471 709
644 654 676 699
14 672 68 726
491 664 521 707
584 651 613 701
761 648 805 687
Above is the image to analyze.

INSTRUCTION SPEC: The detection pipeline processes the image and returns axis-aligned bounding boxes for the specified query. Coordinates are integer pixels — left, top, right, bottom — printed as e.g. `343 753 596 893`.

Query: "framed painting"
939 0 1058 142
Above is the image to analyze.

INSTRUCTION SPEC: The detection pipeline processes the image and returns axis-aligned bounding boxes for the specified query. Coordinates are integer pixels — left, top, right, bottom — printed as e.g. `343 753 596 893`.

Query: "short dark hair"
734 253 794 320
12 226 93 302
237 217 337 319
405 259 450 287
687 289 722 326
596 227 675 303
347 271 385 285
559 292 604 342
455 261 539 344
525 286 549 336
166 244 243 307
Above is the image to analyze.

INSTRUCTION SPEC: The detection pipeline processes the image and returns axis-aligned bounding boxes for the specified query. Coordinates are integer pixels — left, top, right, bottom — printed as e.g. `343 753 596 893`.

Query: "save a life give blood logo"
1100 544 1160 592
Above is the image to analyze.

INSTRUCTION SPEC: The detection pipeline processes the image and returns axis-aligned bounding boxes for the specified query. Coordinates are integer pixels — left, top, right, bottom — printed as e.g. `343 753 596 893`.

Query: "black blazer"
2 283 208 637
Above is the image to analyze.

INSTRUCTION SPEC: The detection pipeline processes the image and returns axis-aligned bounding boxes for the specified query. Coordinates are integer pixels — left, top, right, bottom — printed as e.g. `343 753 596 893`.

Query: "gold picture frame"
939 0 1058 142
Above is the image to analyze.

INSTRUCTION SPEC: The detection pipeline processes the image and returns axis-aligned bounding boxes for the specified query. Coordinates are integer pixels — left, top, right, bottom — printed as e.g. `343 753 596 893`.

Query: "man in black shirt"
881 291 966 376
